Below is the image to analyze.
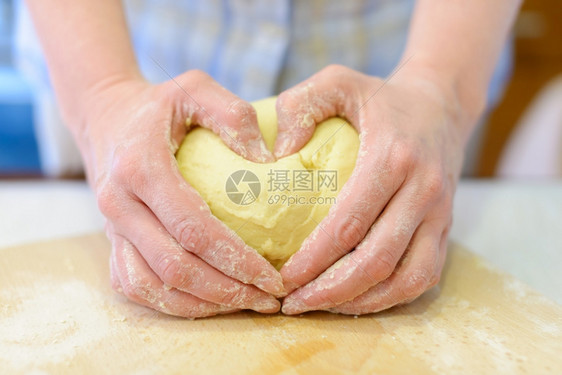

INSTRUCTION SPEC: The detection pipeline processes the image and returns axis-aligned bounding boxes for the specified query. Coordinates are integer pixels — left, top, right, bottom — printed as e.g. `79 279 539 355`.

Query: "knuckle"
322 64 350 77
111 144 149 188
225 100 257 126
424 169 446 198
414 168 447 206
155 252 190 288
400 269 432 299
96 184 116 216
392 141 418 173
96 182 120 218
370 247 398 280
335 212 368 250
175 218 209 253
184 69 211 84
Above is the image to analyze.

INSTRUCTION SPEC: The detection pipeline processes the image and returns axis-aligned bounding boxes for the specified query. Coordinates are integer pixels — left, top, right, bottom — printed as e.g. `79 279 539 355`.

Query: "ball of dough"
176 97 359 269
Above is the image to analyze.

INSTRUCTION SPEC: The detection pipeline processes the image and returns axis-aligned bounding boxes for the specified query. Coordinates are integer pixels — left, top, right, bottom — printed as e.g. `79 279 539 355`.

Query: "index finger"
167 70 274 163
117 146 286 297
279 139 404 293
277 66 415 293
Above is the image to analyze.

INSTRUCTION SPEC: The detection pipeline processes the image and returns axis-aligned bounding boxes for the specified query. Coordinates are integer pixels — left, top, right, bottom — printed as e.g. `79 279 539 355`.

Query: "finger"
110 196 281 313
277 68 421 293
111 235 239 318
395 211 451 307
107 225 125 294
109 247 123 293
329 218 448 315
99 149 286 297
281 179 434 314
280 138 448 296
274 65 368 158
435 223 451 281
392 225 448 309
170 70 273 163
279 143 401 293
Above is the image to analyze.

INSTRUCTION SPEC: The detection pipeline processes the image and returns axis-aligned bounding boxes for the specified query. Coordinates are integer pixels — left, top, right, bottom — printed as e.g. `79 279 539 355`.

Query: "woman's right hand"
76 70 285 318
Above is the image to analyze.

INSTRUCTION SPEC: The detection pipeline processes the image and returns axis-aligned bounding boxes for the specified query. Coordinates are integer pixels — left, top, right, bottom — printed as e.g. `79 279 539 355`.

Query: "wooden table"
1 233 561 374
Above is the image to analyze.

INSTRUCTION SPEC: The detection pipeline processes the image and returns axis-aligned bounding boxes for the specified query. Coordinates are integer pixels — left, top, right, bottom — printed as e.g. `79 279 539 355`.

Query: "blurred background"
0 0 561 178
0 0 40 176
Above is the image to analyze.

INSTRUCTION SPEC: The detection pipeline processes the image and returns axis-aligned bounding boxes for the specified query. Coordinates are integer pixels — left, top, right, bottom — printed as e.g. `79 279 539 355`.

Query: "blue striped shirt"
14 0 512 175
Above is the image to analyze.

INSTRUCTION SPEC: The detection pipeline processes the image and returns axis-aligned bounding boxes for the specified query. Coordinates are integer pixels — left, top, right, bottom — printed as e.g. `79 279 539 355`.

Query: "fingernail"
251 295 280 313
257 139 275 162
253 273 286 298
247 138 274 163
272 279 288 298
257 150 275 163
274 288 288 298
282 278 301 294
281 297 308 315
274 136 294 159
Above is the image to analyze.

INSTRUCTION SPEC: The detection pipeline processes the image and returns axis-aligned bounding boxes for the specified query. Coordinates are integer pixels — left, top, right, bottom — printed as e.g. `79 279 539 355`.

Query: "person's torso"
125 0 414 100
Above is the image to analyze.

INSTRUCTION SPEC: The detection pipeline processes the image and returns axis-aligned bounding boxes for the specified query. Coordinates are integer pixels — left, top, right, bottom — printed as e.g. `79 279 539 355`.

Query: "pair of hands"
78 64 471 318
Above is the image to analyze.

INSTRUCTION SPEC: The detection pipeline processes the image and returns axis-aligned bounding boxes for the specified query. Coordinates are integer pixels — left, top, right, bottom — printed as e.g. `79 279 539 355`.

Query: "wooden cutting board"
0 233 561 374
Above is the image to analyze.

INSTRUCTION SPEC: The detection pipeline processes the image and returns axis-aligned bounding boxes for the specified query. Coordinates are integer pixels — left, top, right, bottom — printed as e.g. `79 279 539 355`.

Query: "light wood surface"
0 233 561 374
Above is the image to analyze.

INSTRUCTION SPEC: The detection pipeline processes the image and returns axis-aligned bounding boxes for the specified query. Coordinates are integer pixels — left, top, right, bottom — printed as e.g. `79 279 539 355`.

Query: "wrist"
77 73 147 126
70 74 149 149
396 57 487 140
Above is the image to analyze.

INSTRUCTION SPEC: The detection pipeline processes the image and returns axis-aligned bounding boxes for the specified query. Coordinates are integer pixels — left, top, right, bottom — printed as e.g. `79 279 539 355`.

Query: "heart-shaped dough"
176 97 359 269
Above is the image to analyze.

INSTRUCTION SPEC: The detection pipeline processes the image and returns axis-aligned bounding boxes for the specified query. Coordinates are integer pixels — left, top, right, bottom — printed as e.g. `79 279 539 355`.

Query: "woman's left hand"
276 64 480 315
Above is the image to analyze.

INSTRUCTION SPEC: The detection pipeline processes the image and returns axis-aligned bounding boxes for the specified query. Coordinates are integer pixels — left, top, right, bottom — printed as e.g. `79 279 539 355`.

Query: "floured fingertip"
281 296 310 315
252 271 286 297
248 138 275 163
250 295 281 313
273 135 297 158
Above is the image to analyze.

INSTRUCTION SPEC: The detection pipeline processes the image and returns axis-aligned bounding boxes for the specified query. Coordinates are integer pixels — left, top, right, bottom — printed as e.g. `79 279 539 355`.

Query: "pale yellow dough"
176 97 359 269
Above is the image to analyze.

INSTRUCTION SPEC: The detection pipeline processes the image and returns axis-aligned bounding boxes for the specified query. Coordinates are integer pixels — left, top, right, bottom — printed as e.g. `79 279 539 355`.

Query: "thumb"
273 65 361 158
169 70 274 163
